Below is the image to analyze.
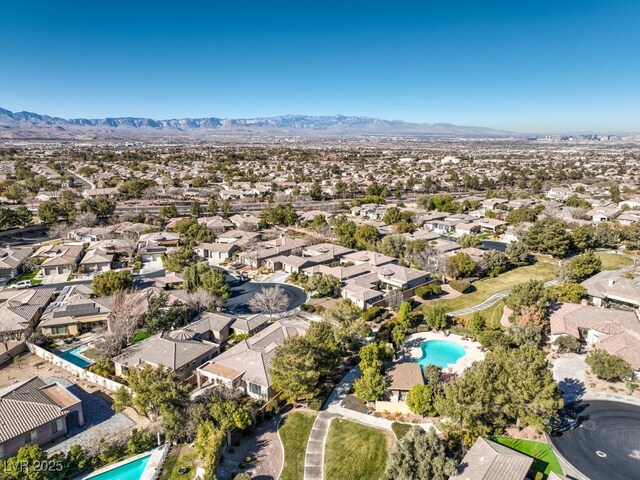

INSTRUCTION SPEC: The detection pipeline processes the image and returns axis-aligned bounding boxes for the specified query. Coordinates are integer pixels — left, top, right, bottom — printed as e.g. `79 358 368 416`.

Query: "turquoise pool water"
413 340 466 369
86 454 151 480
58 346 94 368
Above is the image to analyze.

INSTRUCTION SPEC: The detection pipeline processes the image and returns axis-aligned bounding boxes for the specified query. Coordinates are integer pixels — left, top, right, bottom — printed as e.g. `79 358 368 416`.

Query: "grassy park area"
422 262 556 314
324 420 391 480
596 252 634 270
459 299 506 328
492 437 563 479
279 411 317 480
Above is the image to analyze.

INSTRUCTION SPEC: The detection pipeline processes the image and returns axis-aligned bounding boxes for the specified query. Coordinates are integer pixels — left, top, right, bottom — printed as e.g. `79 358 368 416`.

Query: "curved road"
550 400 640 480
225 282 307 315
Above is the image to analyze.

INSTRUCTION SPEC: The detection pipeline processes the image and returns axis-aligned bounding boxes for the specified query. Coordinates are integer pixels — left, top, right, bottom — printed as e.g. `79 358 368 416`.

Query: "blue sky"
1 1 639 133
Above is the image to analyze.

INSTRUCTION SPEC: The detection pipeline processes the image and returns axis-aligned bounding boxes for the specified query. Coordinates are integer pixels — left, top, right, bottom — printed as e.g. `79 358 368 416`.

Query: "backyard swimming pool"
57 345 94 368
413 339 466 369
83 454 151 480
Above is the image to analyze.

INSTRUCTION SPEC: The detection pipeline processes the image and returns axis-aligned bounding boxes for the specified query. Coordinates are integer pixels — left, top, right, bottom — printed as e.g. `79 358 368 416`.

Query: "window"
51 418 64 434
248 383 261 395
52 326 67 335
24 430 37 444
0 444 4 460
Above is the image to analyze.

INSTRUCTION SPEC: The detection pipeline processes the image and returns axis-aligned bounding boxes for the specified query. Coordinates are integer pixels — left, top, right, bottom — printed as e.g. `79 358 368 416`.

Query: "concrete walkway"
448 290 510 316
303 411 334 480
447 279 558 317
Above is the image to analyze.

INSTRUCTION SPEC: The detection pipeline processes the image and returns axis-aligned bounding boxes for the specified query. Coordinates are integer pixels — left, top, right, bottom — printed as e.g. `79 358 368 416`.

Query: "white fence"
26 342 129 393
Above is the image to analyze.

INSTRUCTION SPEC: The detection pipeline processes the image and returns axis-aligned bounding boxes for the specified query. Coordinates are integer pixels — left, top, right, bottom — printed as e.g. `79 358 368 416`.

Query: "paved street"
549 401 640 480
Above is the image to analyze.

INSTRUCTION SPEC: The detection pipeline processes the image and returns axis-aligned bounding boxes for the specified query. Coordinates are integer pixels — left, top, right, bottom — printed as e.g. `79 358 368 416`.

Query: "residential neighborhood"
1 140 640 480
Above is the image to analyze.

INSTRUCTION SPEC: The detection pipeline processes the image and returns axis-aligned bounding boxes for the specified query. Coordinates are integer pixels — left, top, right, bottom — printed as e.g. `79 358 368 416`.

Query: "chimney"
608 278 615 287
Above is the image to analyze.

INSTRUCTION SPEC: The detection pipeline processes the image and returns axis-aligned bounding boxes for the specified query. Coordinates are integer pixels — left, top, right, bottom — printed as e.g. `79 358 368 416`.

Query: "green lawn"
596 252 633 270
391 422 412 440
492 437 563 479
423 262 556 314
159 444 198 480
279 411 317 480
324 420 390 480
459 299 506 328
6 269 42 286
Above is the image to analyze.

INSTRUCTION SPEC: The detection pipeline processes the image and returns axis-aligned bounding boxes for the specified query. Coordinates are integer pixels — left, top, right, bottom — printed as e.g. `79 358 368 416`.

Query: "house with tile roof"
550 302 640 376
195 317 309 400
0 377 83 459
0 288 55 363
38 286 113 336
32 244 84 277
112 330 220 380
0 247 31 281
449 436 533 480
581 270 640 309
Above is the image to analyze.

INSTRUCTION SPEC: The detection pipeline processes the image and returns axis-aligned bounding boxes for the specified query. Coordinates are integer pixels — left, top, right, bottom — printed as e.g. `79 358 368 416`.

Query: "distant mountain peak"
0 107 515 140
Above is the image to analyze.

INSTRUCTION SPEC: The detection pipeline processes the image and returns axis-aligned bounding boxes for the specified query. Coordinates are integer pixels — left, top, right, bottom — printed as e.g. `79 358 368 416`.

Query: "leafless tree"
385 289 404 311
248 285 289 320
0 330 22 352
48 222 71 240
184 289 216 313
99 290 145 357
410 247 446 277
73 211 98 228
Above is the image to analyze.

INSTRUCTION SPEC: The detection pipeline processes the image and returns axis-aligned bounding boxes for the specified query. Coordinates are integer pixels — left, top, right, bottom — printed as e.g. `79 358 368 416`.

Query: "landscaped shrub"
416 284 443 299
361 306 386 322
449 279 471 293
300 303 315 313
586 349 633 382
553 336 581 353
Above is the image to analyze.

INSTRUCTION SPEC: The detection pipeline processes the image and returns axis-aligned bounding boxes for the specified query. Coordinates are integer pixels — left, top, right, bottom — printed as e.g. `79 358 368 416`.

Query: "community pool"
57 345 94 368
413 339 466 369
83 454 151 480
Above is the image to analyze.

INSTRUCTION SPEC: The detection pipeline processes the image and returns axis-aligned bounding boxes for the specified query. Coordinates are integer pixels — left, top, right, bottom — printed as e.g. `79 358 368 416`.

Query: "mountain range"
0 107 515 140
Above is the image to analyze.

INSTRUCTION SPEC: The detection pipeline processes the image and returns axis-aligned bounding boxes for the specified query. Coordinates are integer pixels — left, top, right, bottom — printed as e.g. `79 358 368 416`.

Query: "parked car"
549 415 581 436
8 280 33 289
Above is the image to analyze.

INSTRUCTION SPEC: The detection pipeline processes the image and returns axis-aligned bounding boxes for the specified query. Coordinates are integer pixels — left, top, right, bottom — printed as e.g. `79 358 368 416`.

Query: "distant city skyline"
1 0 639 134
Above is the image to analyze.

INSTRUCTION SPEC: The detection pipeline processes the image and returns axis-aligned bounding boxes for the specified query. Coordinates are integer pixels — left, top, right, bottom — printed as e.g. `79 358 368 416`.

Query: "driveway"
552 354 588 403
549 400 640 480
40 272 69 284
216 414 283 480
139 259 164 275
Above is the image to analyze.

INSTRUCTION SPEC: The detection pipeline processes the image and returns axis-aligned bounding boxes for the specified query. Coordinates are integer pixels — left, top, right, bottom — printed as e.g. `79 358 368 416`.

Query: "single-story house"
137 232 180 262
188 312 237 343
33 244 84 276
0 247 31 281
386 362 423 402
196 242 240 262
79 248 114 273
196 317 309 400
113 330 220 380
450 436 533 480
581 270 640 309
38 287 113 336
0 377 84 459
0 288 55 363
230 314 270 336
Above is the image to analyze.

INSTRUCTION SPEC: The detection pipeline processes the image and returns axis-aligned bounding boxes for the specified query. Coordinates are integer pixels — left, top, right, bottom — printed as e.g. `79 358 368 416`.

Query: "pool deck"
404 331 485 375
78 444 169 480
